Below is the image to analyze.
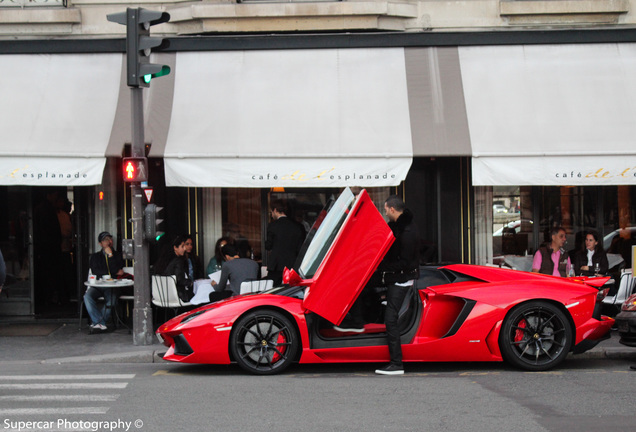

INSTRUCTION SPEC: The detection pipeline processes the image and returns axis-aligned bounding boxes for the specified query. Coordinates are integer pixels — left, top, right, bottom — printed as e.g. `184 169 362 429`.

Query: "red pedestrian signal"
122 157 148 182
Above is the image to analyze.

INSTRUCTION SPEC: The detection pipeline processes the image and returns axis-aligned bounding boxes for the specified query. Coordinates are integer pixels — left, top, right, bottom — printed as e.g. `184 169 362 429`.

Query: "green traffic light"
141 65 170 85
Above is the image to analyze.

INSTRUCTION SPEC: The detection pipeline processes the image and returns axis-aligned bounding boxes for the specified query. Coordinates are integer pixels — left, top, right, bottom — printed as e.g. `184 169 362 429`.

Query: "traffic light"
122 157 148 182
107 8 170 88
144 203 165 243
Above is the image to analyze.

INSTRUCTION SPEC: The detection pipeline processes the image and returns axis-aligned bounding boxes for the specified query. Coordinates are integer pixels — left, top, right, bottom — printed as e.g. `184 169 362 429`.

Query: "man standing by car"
375 195 420 376
265 201 305 286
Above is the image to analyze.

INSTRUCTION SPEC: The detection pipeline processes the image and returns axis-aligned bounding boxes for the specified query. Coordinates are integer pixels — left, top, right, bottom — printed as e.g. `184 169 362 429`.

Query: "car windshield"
295 188 356 279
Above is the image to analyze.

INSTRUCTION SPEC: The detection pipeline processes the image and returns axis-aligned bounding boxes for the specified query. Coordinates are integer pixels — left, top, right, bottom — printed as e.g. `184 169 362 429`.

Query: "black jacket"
186 253 205 280
161 255 194 302
89 250 124 278
265 216 306 272
573 249 609 276
377 209 420 284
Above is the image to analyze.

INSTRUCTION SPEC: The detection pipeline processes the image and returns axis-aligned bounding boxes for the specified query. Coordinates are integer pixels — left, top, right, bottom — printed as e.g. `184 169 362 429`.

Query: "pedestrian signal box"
123 157 148 182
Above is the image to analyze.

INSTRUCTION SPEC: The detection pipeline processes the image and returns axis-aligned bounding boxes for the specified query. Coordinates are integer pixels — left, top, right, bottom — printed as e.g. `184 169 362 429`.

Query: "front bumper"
615 310 636 347
156 311 234 364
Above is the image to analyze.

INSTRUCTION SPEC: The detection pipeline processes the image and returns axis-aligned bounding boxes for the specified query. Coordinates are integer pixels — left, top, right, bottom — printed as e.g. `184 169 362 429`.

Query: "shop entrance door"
0 186 91 319
0 186 33 317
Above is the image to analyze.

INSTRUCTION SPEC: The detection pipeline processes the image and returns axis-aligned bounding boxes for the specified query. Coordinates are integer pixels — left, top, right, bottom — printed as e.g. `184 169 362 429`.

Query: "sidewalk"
0 320 166 365
0 320 634 365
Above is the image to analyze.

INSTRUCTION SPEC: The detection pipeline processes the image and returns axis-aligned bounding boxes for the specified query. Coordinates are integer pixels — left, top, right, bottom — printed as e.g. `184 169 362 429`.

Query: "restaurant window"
219 187 392 269
484 185 635 269
603 186 636 265
222 189 263 261
265 187 392 243
492 186 534 258
538 186 599 256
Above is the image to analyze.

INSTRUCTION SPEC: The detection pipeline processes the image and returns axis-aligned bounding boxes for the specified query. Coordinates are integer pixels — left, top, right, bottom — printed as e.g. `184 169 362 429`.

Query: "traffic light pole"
131 87 153 346
107 7 170 345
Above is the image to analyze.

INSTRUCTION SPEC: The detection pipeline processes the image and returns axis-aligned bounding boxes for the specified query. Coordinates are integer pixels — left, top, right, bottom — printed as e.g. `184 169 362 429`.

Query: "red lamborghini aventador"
156 188 614 374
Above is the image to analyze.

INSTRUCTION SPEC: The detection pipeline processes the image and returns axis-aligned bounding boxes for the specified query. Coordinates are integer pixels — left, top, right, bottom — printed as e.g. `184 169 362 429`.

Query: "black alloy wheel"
499 301 572 371
231 310 298 375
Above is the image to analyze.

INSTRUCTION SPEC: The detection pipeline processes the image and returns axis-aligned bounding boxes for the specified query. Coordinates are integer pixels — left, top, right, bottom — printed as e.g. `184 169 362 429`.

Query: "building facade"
1 0 635 318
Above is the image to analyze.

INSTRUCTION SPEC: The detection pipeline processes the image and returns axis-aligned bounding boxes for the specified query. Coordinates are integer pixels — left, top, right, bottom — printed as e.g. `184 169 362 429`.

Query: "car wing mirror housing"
283 268 311 286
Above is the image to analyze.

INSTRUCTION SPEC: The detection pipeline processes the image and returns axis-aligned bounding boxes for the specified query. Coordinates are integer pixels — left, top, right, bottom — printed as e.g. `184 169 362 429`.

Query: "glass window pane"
604 185 636 264
492 186 534 256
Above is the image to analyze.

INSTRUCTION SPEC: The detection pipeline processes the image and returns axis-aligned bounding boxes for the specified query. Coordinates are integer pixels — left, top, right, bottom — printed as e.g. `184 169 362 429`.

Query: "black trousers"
385 283 410 366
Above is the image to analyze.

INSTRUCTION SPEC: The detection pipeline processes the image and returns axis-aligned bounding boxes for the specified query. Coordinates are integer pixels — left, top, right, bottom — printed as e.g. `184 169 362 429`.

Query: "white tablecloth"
189 271 221 305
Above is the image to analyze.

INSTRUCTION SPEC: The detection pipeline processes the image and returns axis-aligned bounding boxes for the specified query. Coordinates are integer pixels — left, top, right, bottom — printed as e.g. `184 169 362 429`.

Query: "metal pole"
131 86 153 345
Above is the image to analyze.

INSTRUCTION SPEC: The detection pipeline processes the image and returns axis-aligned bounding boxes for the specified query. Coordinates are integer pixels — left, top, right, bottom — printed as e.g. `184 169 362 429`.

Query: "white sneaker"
375 363 405 375
90 324 107 332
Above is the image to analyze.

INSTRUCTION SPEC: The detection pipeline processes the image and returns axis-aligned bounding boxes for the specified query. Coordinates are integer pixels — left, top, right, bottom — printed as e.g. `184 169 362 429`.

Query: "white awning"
0 54 122 186
459 44 636 186
164 48 413 187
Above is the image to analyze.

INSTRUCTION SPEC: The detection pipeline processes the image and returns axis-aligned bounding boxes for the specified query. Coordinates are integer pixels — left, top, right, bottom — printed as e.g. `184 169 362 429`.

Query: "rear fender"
495 298 579 349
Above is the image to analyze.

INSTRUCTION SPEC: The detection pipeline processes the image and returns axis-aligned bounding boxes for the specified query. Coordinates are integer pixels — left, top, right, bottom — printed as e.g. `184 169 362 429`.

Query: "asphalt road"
1 357 634 432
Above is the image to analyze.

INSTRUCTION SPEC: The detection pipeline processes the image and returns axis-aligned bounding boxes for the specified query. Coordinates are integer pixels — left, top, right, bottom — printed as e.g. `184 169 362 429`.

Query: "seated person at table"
210 244 259 301
84 231 124 334
206 237 230 274
184 234 205 280
531 227 571 277
153 236 195 303
573 230 609 276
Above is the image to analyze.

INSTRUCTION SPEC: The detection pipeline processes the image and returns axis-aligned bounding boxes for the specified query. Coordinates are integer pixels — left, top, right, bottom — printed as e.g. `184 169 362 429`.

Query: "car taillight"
622 294 636 312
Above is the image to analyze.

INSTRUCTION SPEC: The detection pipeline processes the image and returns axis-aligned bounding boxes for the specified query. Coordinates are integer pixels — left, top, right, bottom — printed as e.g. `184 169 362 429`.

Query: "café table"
83 279 134 331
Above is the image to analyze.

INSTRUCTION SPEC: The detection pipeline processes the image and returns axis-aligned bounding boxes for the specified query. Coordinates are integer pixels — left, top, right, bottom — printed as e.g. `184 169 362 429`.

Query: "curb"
568 347 636 360
41 350 167 365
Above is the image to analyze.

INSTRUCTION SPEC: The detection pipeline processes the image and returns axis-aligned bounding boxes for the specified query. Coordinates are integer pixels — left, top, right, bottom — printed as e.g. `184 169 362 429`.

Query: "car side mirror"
283 268 304 286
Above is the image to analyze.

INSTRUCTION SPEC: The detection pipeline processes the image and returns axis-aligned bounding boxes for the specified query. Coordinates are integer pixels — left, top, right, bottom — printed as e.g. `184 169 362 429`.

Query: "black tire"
230 310 298 375
499 301 572 371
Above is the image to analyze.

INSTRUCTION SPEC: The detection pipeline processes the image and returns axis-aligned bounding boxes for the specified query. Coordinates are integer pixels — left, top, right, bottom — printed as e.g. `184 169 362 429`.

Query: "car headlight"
180 309 209 324
621 294 636 312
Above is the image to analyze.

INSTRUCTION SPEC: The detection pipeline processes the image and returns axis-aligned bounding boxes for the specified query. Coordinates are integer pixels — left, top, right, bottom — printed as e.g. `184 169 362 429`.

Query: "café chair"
152 275 192 325
239 279 273 295
114 266 135 332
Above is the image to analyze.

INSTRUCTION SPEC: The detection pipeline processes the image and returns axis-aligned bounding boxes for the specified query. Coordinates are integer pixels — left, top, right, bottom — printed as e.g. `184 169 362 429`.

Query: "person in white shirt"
573 231 609 276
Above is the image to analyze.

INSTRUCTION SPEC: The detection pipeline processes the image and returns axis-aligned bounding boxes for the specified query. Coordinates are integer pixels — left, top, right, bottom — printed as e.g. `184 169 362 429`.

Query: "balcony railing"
0 0 66 7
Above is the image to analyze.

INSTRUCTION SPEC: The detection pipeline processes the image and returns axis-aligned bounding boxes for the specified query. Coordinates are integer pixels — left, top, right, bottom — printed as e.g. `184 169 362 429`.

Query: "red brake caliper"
515 319 527 342
271 333 287 362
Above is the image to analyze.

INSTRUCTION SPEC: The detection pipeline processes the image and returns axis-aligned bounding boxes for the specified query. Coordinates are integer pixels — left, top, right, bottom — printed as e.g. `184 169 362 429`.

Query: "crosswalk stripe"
0 374 135 380
0 373 134 419
0 394 120 401
0 383 128 390
0 407 110 415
